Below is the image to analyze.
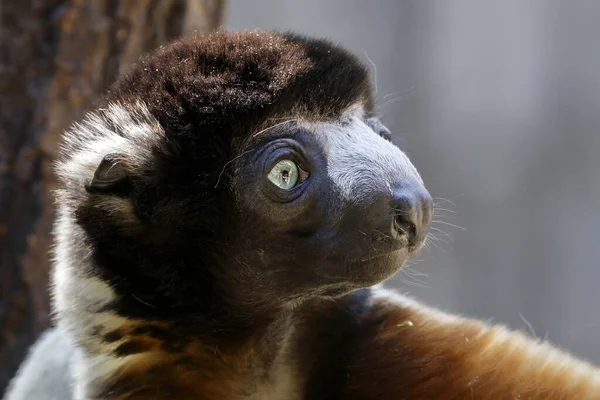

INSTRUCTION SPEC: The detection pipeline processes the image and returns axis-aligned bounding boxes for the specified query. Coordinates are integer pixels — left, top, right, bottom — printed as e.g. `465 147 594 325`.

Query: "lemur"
4 30 600 400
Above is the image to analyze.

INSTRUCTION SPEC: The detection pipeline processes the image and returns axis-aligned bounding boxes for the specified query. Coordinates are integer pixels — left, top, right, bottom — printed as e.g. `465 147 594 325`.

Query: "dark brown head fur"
56 30 377 327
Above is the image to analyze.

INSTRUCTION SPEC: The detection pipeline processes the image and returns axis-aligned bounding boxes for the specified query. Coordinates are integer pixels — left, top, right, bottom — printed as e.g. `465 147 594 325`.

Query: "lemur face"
55 30 432 322
231 112 431 300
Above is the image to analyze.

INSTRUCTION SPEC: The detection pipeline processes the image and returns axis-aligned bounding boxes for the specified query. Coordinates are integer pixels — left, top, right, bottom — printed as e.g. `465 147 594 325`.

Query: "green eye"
267 160 299 190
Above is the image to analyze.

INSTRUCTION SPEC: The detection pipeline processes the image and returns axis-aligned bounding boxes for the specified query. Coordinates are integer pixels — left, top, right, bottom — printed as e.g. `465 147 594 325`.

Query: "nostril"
391 196 419 244
390 185 432 247
393 213 417 242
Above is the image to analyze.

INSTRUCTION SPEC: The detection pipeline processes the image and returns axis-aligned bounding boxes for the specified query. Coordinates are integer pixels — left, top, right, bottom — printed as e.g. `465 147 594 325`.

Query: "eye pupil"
268 160 299 190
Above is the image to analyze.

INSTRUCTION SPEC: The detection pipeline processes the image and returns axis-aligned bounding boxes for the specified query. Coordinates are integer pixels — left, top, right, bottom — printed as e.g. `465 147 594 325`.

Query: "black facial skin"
229 120 432 306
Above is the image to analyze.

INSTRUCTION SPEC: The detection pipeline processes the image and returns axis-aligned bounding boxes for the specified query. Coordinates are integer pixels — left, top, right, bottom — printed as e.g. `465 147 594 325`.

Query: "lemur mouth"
319 248 408 285
354 246 410 268
357 248 408 263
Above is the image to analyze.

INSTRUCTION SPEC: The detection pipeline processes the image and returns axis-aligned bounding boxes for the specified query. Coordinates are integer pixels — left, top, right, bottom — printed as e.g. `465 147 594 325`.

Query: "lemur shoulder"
5 30 600 400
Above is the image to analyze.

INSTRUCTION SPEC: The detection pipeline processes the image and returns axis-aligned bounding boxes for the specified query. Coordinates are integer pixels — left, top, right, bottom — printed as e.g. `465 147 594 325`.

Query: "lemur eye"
268 160 299 190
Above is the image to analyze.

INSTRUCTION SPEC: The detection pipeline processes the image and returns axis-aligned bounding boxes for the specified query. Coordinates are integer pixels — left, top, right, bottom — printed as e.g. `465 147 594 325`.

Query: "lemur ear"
365 117 392 142
87 153 131 194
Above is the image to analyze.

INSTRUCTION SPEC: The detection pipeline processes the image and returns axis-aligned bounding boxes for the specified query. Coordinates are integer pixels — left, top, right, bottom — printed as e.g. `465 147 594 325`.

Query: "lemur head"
54 30 432 328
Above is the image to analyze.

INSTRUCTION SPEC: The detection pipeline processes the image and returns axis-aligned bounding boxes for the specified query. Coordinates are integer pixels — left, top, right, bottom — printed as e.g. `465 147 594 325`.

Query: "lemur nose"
391 186 433 248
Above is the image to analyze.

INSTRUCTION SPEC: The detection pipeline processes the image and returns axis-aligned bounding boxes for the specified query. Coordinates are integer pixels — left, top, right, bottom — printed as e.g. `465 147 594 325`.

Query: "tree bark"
0 0 225 392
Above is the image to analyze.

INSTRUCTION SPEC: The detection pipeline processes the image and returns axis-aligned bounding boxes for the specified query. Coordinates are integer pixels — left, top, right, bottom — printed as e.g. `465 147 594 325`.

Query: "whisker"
379 94 411 109
397 262 429 288
519 313 538 339
433 197 457 207
214 149 253 188
377 86 415 108
404 268 430 278
252 119 296 137
425 237 447 252
429 227 454 243
266 116 299 122
363 50 378 94
379 92 400 102
392 208 413 216
374 229 394 240
395 272 428 288
432 220 466 231
433 207 457 215
427 238 448 251
421 235 435 251
131 293 157 309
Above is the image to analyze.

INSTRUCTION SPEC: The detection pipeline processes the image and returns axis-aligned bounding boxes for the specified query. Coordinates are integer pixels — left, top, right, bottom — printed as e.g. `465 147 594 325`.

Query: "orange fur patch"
91 322 260 399
342 295 600 399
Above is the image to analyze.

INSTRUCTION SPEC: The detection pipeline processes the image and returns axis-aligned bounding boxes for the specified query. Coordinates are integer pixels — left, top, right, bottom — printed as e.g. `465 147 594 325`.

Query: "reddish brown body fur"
89 289 600 400
343 296 600 399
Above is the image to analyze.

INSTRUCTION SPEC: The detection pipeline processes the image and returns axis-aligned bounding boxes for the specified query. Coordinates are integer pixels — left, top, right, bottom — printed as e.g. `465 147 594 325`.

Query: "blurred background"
1 0 599 393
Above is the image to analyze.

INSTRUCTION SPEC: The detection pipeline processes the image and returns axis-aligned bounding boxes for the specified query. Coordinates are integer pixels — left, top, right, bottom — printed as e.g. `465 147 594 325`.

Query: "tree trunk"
0 0 226 392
